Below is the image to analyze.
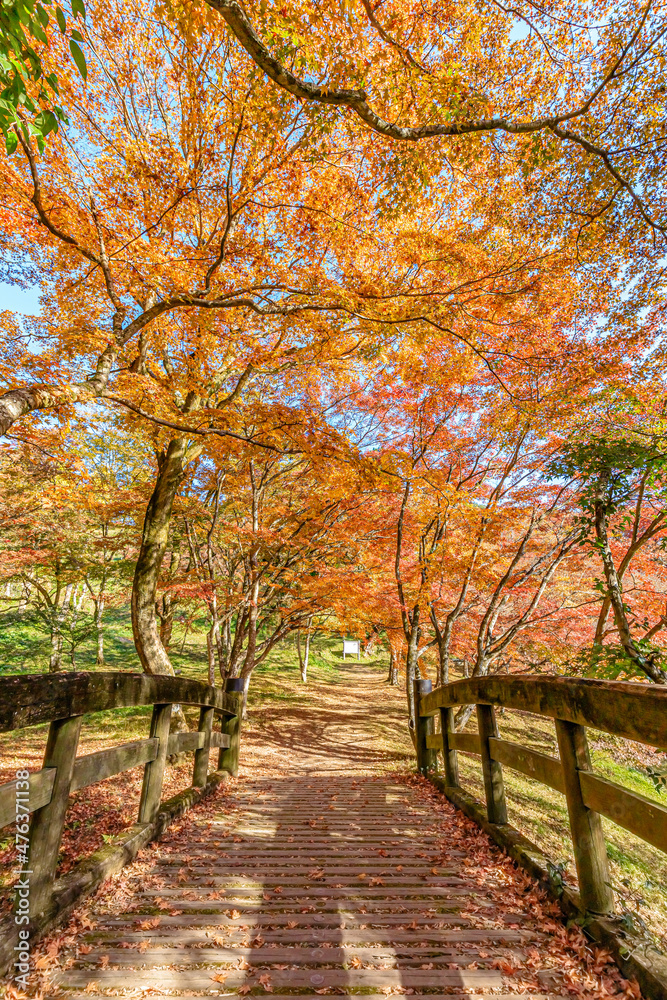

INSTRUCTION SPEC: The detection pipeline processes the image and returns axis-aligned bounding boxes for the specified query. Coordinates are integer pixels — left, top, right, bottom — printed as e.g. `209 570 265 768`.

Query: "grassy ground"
454 708 667 947
0 619 666 950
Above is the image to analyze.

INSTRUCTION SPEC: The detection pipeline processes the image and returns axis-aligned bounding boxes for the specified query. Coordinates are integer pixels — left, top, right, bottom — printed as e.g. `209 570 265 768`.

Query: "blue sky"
0 283 41 315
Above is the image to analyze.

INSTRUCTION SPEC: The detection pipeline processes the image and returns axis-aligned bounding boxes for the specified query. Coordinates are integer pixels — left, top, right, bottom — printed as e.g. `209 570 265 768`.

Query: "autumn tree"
205 0 667 242
552 435 667 682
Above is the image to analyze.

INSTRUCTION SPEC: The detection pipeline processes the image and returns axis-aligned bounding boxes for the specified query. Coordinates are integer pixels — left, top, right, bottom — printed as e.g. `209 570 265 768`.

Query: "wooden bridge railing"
0 671 243 976
414 675 667 916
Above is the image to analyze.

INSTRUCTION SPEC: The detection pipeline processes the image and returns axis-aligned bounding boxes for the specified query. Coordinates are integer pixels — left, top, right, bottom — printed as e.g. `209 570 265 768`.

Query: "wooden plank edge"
0 768 56 831
210 731 231 749
427 732 482 755
488 737 565 794
579 771 667 855
0 768 230 979
429 775 667 1000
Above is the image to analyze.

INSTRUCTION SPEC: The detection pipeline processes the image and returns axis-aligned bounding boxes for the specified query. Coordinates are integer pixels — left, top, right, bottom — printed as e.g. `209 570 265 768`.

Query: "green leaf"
55 5 66 32
35 4 50 27
29 19 48 44
71 0 85 19
4 129 18 154
68 37 86 78
34 108 58 135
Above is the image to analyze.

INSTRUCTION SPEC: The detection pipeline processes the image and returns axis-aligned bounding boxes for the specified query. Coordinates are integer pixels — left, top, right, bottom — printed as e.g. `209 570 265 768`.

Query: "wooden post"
477 703 507 825
439 706 460 788
555 718 613 914
192 705 214 787
26 715 83 918
413 678 436 775
138 703 172 824
219 679 243 777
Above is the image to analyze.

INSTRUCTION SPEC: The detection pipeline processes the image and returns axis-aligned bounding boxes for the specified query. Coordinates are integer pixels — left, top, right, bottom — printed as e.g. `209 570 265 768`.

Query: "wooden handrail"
414 674 667 916
0 671 243 977
0 671 239 733
419 675 667 748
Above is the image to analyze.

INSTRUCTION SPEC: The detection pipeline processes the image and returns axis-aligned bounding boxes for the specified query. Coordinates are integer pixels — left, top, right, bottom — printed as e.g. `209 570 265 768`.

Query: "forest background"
2 0 667 708
1 0 667 944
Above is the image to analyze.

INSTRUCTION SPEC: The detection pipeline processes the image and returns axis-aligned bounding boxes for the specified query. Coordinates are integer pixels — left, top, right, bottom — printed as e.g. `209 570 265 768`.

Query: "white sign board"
343 639 360 659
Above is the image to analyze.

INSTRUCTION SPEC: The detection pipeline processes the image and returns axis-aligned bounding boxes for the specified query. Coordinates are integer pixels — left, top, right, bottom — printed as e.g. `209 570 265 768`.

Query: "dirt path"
36 664 637 999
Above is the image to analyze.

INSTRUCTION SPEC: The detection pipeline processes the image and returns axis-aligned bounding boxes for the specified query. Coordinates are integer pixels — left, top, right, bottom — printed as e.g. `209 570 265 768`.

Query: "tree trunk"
131 437 188 676
296 632 304 679
158 592 174 650
303 619 311 681
594 497 667 682
239 668 252 721
387 649 399 685
93 596 105 666
454 704 475 732
404 609 421 742
131 435 197 731
49 627 63 672
49 582 72 673
206 629 216 687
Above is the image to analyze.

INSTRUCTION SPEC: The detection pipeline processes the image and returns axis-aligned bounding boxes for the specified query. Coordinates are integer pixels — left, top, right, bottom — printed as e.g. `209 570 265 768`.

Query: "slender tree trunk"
387 649 399 685
239 665 253 720
303 618 312 681
297 618 312 682
49 627 63 672
206 629 216 687
220 617 231 675
594 497 667 682
95 597 105 666
296 631 304 678
404 609 421 742
49 582 72 673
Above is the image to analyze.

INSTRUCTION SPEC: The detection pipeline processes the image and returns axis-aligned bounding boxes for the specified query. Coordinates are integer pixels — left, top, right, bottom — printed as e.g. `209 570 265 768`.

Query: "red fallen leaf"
79 944 92 955
258 973 273 992
211 973 228 983
237 984 252 994
137 917 161 930
99 955 110 968
84 982 99 993
491 958 518 974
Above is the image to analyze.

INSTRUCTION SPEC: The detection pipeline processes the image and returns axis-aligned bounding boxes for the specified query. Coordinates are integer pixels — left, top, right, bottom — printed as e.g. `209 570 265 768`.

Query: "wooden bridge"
1 668 667 999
